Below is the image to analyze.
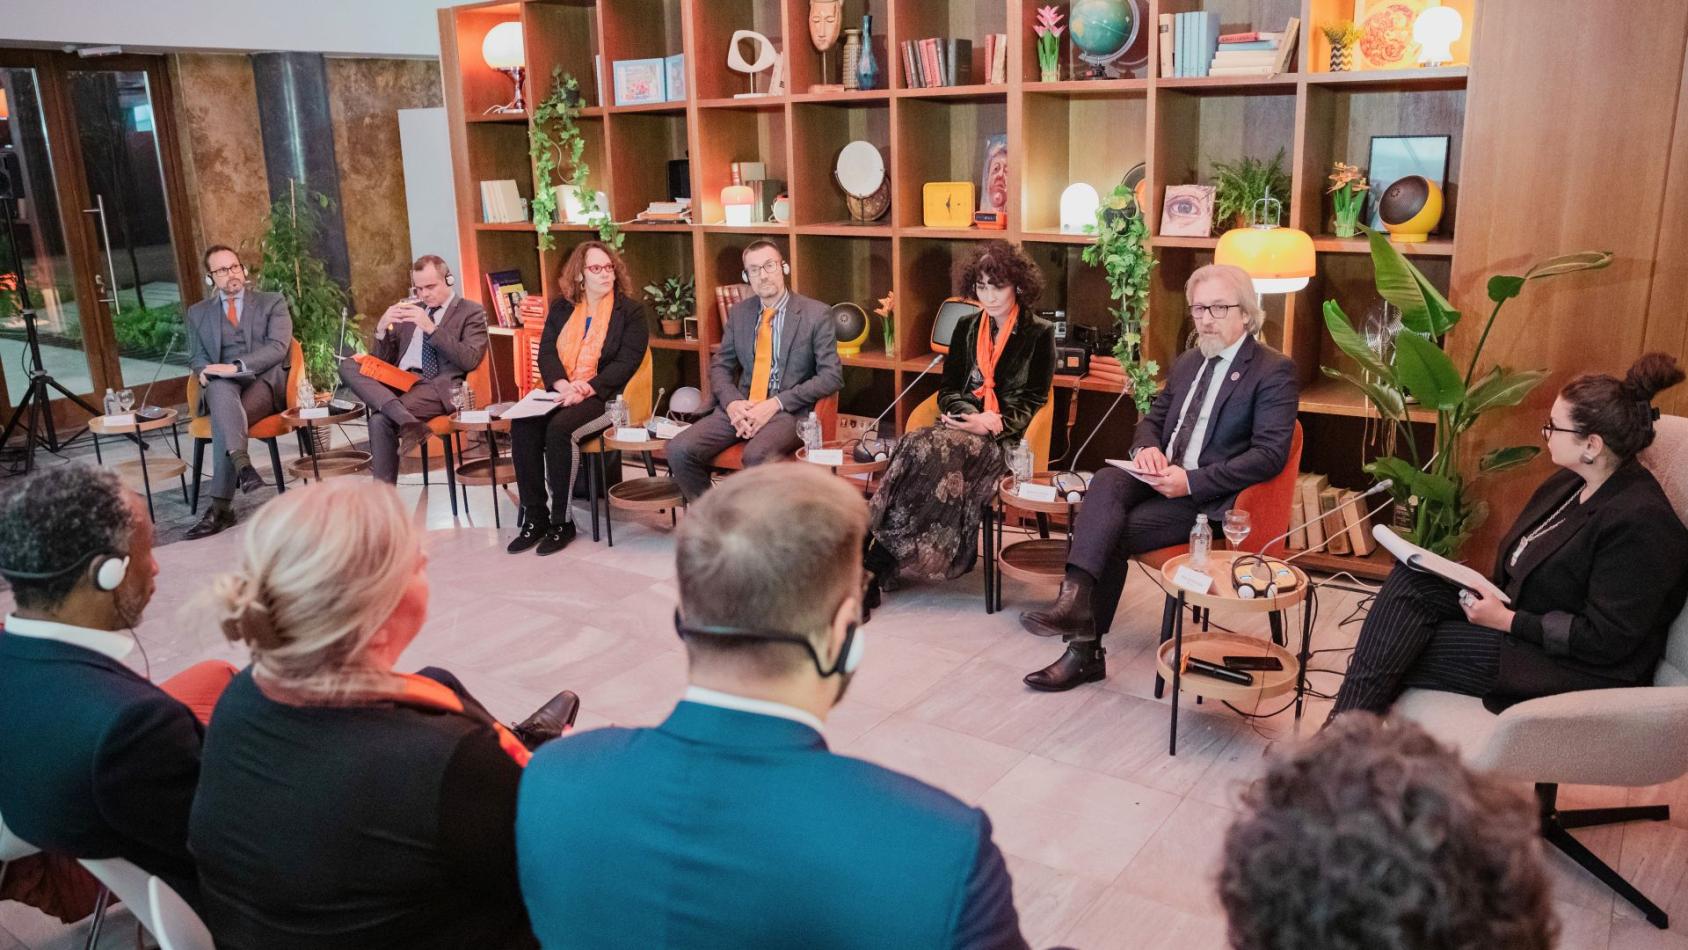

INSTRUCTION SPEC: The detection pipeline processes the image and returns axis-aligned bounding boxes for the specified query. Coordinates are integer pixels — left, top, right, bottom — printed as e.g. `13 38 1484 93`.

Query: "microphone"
1048 383 1133 502
648 387 669 423
854 354 944 462
1269 479 1394 565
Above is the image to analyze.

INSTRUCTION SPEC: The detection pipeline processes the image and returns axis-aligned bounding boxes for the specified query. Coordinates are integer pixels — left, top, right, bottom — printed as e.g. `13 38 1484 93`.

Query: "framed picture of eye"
1160 185 1215 237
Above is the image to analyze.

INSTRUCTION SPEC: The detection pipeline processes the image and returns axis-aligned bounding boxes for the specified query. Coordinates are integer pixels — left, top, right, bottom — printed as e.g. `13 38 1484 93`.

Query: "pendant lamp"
1214 195 1315 294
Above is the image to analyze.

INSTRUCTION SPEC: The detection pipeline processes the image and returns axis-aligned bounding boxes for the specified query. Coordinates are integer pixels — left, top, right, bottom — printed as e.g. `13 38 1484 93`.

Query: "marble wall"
167 53 443 319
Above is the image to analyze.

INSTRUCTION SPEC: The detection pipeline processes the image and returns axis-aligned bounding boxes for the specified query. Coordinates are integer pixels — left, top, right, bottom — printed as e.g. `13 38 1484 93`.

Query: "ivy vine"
529 69 623 252
1081 183 1159 412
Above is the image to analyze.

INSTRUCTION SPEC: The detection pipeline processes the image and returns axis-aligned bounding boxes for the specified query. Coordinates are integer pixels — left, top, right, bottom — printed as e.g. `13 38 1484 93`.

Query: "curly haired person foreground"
1218 713 1556 950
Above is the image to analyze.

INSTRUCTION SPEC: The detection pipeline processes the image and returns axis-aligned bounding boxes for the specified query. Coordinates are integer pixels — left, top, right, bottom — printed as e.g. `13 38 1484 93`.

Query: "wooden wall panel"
1644 40 1688 419
1451 0 1688 562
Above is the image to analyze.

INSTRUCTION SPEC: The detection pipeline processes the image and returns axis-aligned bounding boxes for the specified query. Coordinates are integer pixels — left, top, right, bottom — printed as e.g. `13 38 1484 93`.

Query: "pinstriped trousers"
1330 564 1502 717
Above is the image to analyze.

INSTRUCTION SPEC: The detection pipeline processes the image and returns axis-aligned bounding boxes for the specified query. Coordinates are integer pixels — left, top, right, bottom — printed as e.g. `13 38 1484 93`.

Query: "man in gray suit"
184 245 293 540
666 240 842 501
337 255 488 483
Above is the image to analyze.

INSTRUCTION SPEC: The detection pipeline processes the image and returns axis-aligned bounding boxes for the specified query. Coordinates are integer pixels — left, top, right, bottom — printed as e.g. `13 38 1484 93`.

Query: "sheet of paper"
498 390 564 421
1372 526 1510 604
1105 458 1157 483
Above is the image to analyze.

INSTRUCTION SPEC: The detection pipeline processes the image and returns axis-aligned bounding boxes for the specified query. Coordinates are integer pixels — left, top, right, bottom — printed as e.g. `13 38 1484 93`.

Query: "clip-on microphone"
1228 478 1396 598
853 354 944 463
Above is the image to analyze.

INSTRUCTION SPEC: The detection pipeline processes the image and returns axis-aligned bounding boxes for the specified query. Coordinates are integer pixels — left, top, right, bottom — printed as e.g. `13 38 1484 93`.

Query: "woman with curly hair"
863 241 1055 603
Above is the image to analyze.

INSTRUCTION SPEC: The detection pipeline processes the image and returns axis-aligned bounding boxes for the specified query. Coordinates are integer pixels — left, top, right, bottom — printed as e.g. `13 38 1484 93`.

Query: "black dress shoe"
1020 578 1095 638
511 690 581 750
1024 641 1107 692
535 519 576 556
506 508 549 554
185 505 236 541
236 465 266 494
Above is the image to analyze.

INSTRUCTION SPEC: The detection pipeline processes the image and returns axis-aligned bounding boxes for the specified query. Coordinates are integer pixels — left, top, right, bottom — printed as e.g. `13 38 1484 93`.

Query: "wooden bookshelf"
440 0 1480 531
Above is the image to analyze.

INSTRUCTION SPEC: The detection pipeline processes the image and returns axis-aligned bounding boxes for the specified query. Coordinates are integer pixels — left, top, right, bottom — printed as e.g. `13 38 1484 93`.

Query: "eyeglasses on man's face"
209 263 244 279
1187 303 1241 322
745 260 784 278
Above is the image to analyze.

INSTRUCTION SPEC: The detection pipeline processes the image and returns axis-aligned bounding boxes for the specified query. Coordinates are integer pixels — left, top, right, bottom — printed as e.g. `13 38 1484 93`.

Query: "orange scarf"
972 303 1019 413
556 294 615 383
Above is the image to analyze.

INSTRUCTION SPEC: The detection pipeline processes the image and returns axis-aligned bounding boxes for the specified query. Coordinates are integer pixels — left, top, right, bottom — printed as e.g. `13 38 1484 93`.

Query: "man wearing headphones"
339 254 489 484
664 240 842 500
516 464 1026 949
184 244 293 540
0 464 236 918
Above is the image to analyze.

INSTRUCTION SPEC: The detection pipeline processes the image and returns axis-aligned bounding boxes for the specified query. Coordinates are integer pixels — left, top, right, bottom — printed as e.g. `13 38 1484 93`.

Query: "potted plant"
1321 226 1612 556
1082 182 1159 413
1328 162 1369 238
1320 21 1363 72
256 179 356 399
1033 6 1065 83
1210 149 1292 231
530 69 622 252
644 275 695 338
874 291 895 355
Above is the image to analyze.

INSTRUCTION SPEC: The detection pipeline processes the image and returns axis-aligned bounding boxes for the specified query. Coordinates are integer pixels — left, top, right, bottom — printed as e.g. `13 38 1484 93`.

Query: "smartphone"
1223 655 1283 672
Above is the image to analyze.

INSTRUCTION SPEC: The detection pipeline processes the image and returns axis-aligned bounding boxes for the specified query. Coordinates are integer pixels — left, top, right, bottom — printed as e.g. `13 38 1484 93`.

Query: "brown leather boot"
1019 578 1095 638
1023 640 1107 692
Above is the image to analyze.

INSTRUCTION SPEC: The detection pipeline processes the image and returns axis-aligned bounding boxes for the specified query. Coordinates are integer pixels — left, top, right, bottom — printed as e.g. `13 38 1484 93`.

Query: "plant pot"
1333 216 1360 238
1330 45 1353 72
660 318 683 337
1040 68 1059 83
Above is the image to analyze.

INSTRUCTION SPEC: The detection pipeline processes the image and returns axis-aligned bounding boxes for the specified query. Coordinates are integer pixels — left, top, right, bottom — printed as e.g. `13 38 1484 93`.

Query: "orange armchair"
186 340 304 512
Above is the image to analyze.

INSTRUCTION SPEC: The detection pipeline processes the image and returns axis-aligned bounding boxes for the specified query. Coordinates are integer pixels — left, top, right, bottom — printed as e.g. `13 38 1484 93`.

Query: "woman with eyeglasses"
508 241 650 555
1330 353 1688 718
862 241 1055 604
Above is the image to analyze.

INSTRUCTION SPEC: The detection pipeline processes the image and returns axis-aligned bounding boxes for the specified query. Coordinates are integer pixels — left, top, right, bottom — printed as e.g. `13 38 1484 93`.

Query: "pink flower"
1034 5 1065 39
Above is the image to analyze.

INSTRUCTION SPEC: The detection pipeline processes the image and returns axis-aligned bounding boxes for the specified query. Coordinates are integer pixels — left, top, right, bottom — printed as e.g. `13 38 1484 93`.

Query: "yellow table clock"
923 181 976 229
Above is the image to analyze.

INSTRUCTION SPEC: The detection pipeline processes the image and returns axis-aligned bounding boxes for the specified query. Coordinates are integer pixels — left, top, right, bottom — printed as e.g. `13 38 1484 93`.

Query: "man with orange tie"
183 245 293 540
666 240 841 501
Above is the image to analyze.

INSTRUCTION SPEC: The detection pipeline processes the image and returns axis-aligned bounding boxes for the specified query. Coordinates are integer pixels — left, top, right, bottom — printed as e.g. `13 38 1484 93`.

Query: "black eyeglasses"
1541 420 1585 440
1188 303 1241 321
209 263 244 278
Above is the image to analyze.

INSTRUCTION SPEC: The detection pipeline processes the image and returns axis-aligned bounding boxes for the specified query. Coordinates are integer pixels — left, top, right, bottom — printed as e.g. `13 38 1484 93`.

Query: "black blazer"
0 631 205 906
937 313 1056 443
1488 460 1688 705
537 293 651 400
1132 334 1300 517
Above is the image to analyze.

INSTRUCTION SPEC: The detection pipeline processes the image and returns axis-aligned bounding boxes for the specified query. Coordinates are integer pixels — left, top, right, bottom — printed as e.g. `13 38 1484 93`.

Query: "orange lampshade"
1215 224 1315 294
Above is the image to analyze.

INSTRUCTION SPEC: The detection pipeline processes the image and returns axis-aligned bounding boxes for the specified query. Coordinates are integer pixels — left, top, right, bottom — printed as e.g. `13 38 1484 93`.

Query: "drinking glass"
116 388 135 413
1223 509 1252 549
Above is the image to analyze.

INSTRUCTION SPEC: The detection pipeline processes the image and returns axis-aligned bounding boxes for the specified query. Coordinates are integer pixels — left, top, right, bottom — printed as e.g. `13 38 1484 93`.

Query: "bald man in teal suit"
517 465 1025 949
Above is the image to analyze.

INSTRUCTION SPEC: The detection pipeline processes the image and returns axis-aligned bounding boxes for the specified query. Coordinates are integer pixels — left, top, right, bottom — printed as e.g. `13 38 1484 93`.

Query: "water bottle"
102 388 118 417
1009 438 1034 491
801 412 823 453
608 394 628 429
1190 514 1213 570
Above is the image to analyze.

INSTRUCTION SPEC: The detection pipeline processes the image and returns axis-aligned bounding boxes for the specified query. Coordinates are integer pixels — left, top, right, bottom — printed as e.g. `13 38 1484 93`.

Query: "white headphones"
0 551 130 592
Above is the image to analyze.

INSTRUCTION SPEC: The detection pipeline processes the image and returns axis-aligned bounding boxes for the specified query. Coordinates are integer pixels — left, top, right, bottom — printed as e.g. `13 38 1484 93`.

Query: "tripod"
0 168 100 471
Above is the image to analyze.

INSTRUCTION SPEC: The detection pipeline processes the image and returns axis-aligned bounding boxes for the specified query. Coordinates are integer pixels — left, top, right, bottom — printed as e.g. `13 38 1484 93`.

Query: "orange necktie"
747 307 774 402
225 296 239 327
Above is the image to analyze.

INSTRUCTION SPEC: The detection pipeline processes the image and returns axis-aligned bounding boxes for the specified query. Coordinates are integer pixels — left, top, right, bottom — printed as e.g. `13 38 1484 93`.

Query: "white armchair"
1396 415 1688 929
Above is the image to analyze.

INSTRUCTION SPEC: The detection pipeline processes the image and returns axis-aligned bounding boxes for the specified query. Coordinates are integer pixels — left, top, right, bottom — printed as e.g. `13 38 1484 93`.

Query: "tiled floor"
4 472 1688 949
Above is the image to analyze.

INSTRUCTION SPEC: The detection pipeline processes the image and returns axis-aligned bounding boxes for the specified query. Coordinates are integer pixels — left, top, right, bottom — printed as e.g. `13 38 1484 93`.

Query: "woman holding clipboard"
1330 354 1688 717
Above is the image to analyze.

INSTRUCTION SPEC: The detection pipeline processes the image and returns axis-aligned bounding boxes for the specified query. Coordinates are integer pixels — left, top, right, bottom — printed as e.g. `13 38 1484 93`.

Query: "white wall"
0 0 447 58
399 107 459 278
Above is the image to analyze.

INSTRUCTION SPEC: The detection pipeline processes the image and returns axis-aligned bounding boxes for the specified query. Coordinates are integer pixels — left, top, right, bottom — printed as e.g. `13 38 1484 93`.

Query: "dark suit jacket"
938 313 1056 443
1487 460 1688 705
1132 334 1300 517
0 630 205 906
517 702 1028 950
536 293 650 400
186 288 293 398
710 291 843 415
371 295 490 401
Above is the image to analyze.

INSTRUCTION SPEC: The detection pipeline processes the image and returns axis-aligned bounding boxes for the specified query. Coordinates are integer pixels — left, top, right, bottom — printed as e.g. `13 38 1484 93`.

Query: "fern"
255 180 355 392
1209 148 1292 229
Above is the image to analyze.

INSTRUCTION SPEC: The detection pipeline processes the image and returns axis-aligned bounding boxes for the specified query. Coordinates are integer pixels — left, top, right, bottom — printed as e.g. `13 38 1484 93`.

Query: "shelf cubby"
891 97 1007 229
690 0 789 102
789 100 891 226
1020 87 1148 234
893 0 1008 91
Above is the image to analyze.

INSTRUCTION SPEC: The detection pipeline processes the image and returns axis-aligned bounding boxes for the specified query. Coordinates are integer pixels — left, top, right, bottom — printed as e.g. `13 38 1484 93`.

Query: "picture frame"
664 53 686 102
1352 0 1439 70
613 58 667 106
1159 184 1216 237
1365 134 1450 230
979 133 1008 213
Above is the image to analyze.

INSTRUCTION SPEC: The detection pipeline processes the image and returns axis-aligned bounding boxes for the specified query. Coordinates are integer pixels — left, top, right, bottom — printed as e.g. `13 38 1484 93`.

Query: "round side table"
450 413 515 528
90 408 187 522
599 429 684 547
987 473 1083 614
1154 550 1312 755
797 441 889 494
281 403 371 483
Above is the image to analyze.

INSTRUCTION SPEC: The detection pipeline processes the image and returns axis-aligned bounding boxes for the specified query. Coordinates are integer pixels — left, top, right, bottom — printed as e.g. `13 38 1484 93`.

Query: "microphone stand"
854 354 943 462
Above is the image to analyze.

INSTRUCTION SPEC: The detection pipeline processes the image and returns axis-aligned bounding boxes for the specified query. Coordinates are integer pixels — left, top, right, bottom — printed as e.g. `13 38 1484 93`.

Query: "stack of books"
1287 473 1378 557
480 180 526 224
900 37 980 88
483 270 527 329
982 33 1009 84
635 201 691 224
1159 16 1299 78
713 282 752 327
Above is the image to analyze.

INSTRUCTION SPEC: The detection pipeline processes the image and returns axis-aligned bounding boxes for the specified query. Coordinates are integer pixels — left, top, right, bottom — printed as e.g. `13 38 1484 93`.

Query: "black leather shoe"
535 519 576 556
507 508 549 554
1024 642 1107 692
397 421 432 458
511 690 580 750
1020 579 1095 638
185 504 236 541
236 464 266 494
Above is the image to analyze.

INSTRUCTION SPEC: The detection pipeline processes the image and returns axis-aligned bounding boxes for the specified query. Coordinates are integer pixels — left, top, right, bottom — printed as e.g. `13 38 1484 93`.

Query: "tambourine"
836 140 890 222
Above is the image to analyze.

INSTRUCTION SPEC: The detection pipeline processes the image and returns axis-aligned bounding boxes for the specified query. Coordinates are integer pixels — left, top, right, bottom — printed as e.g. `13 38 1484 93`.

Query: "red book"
921 38 942 88
1217 31 1259 42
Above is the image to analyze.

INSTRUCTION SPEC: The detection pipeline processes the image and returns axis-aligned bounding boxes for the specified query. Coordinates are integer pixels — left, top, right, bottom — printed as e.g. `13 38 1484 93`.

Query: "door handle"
82 194 121 314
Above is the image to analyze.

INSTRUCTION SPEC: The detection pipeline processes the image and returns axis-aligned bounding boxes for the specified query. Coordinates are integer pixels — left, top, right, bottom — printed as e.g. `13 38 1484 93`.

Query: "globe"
1069 0 1135 68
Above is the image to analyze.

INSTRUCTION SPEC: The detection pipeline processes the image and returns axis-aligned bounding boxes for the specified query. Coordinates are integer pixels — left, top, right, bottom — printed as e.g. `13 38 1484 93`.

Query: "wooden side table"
281 404 371 483
797 442 889 495
986 473 1083 615
90 409 187 522
450 413 515 528
599 429 683 547
1155 550 1313 755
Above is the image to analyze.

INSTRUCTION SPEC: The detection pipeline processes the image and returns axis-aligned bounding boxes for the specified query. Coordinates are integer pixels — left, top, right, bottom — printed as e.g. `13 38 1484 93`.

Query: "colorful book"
483 270 525 328
981 35 994 84
902 40 919 88
1218 31 1260 43
1195 11 1221 77
1216 40 1278 52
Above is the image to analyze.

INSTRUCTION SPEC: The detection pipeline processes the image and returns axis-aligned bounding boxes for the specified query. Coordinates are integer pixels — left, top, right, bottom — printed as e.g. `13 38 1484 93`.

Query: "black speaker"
1054 346 1090 376
667 159 691 201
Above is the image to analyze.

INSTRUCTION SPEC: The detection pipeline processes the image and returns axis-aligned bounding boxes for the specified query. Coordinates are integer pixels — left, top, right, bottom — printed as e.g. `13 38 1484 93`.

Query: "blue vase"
856 15 880 90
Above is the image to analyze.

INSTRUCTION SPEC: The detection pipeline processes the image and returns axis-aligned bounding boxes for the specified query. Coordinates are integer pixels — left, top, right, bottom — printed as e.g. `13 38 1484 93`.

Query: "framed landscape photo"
613 58 667 106
1366 134 1450 230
